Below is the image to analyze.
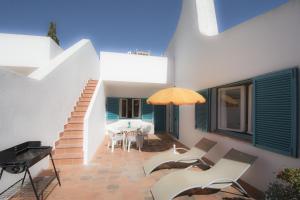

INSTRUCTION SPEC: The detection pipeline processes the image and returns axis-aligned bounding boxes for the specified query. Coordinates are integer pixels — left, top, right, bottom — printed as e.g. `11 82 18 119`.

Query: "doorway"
167 105 179 139
154 105 166 133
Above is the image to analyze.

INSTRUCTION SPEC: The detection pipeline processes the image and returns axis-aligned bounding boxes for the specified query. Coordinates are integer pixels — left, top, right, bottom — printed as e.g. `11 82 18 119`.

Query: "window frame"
132 98 141 118
214 80 253 141
217 85 246 132
247 84 253 134
119 98 142 119
119 98 128 118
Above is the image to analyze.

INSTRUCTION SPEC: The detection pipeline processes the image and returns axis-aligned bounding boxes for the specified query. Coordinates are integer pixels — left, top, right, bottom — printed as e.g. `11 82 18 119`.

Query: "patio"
13 134 262 200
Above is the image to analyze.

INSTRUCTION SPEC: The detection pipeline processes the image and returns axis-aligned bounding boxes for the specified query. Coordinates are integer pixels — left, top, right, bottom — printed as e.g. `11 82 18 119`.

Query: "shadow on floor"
141 134 185 152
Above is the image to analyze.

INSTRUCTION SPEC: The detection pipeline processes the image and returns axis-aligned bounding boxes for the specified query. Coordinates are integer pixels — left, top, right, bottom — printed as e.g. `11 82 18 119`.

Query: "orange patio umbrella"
147 87 206 105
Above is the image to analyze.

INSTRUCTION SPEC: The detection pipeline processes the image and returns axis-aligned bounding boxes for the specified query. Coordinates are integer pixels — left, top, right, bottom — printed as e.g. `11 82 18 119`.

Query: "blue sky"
215 0 288 32
0 0 182 55
0 0 288 55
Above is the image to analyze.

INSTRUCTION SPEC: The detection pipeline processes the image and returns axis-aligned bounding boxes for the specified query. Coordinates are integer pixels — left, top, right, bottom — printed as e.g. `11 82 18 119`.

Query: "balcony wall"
100 52 170 84
0 33 63 75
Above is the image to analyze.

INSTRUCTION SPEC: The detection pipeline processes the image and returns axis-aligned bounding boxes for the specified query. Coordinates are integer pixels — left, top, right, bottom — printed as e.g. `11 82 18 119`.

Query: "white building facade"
0 0 300 193
166 0 300 191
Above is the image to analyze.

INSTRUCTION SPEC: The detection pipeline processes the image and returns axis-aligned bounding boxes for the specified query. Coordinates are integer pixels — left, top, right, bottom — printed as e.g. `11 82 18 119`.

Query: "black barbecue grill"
0 141 61 200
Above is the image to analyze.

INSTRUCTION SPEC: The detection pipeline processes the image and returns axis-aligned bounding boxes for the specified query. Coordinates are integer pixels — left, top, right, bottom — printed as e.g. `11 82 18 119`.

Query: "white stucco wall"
0 33 63 75
166 0 300 191
100 52 169 84
84 80 106 164
49 39 63 59
104 82 172 98
0 39 99 192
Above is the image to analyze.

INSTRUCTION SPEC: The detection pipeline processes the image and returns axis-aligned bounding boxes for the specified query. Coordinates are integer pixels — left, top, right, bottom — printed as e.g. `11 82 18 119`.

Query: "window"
119 98 141 118
120 99 128 118
132 99 141 118
217 84 252 134
128 100 132 118
194 68 299 157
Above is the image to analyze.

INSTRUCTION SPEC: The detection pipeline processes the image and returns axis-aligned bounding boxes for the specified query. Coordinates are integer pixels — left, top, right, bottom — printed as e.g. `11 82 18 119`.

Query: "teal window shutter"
195 89 210 132
142 98 154 121
106 97 119 121
253 68 298 157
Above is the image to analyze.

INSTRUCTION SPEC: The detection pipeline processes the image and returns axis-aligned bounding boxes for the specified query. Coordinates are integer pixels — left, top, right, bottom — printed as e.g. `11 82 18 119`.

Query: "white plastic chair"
126 128 142 152
107 128 125 152
141 125 151 144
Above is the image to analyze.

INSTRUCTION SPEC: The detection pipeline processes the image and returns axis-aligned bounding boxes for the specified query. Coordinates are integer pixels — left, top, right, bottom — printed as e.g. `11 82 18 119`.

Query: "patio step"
71 111 85 117
79 97 91 102
88 80 98 84
77 101 90 107
52 153 83 165
61 134 83 139
68 117 84 123
81 93 93 98
62 130 83 137
53 79 98 165
85 86 96 90
74 106 88 112
64 123 83 130
84 89 95 94
54 144 83 154
56 138 83 146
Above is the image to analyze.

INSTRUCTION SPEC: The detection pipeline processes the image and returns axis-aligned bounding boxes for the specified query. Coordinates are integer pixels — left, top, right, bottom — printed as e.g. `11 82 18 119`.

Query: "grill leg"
21 170 27 185
49 153 61 186
0 168 3 180
27 168 40 200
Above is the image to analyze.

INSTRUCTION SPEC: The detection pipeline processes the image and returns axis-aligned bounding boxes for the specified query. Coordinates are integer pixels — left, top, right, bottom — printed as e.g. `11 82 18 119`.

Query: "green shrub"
265 168 300 200
277 168 300 192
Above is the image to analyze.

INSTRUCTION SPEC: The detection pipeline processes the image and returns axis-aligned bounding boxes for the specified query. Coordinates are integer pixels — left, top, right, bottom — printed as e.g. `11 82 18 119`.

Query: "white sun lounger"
143 137 217 176
151 148 257 200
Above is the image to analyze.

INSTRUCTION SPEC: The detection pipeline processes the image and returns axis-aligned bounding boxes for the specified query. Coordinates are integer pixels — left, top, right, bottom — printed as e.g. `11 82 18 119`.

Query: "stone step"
85 86 96 90
64 123 83 130
79 97 91 102
74 106 88 112
52 154 83 165
60 134 83 139
87 83 97 88
54 144 83 154
56 138 83 146
88 80 98 84
81 93 93 98
77 101 90 107
61 130 83 137
68 117 84 123
71 111 85 117
83 89 94 94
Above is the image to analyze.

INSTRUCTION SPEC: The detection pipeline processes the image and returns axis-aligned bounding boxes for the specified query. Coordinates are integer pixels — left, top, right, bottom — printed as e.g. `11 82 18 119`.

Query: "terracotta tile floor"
17 134 261 200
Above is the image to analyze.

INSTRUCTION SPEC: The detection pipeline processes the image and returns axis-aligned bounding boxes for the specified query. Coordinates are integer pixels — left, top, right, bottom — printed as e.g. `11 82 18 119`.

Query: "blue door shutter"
142 99 154 121
253 68 298 157
106 97 119 121
195 89 210 132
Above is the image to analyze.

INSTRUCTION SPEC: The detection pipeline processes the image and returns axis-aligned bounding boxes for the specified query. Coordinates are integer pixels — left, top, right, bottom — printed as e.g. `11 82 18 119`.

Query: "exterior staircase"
52 80 98 165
